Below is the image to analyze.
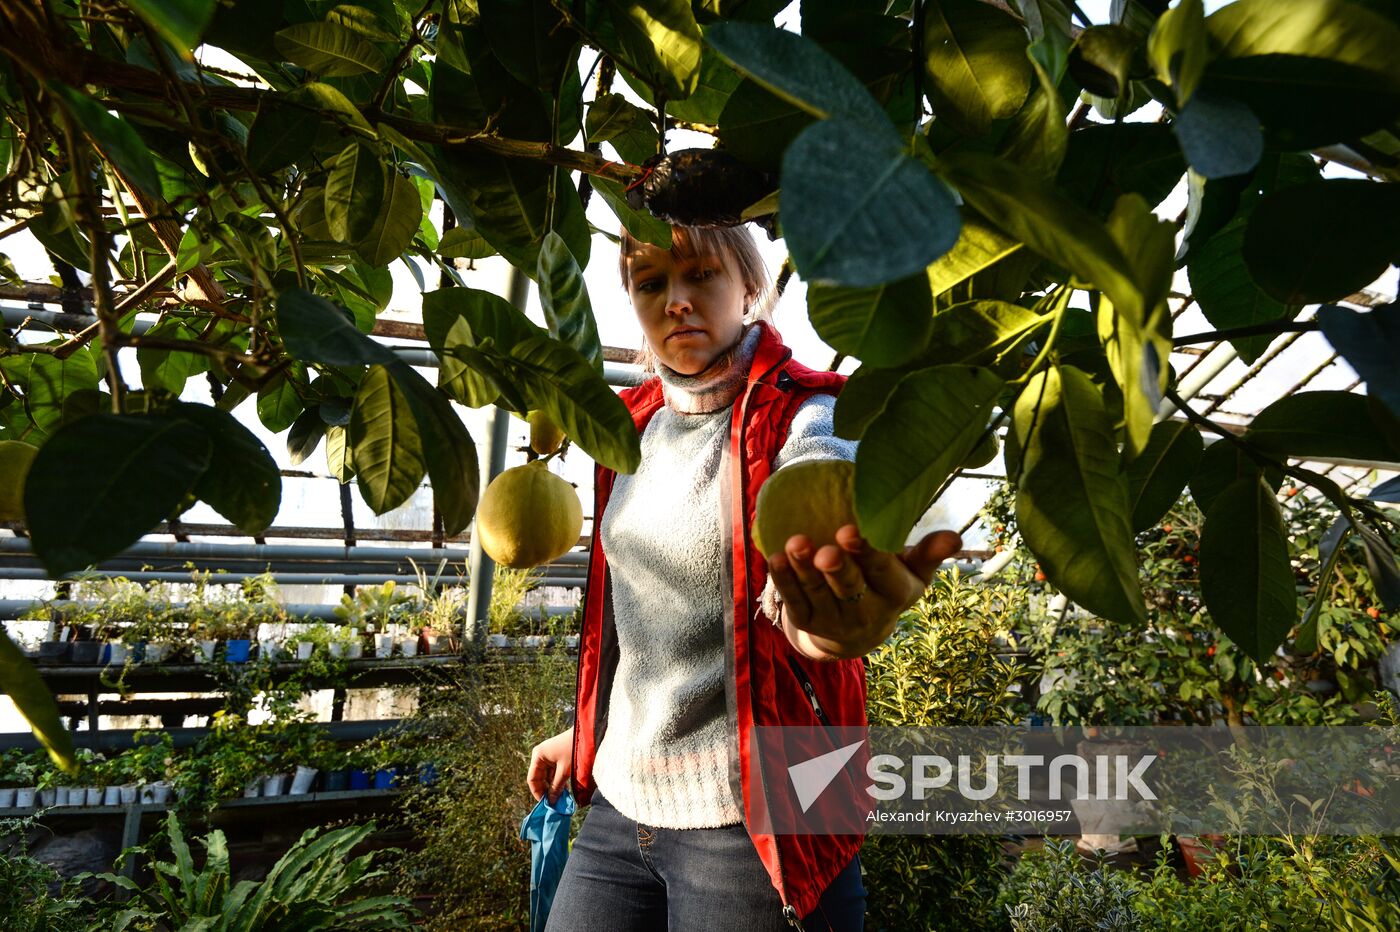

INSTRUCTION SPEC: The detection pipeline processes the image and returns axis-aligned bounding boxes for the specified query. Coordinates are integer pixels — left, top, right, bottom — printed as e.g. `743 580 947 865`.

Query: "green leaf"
325 143 385 244
289 81 375 132
325 425 354 483
349 365 427 514
594 0 703 99
1243 180 1400 305
715 77 815 170
1199 475 1295 663
783 118 961 287
922 0 1032 136
1317 302 1400 419
996 53 1067 179
386 361 479 535
256 371 304 433
1201 55 1400 152
855 365 1005 551
1189 438 1283 514
246 97 322 175
1056 123 1188 219
428 289 639 471
0 349 100 439
47 83 163 201
286 407 327 465
1067 24 1137 99
136 319 209 395
1205 0 1400 83
1097 194 1175 458
1188 215 1296 364
538 231 603 373
480 0 580 92
832 365 907 441
422 288 528 408
0 632 76 774
1013 365 1146 625
24 415 212 578
276 288 397 367
924 299 1050 373
1124 420 1204 532
1172 89 1263 180
273 22 388 77
926 212 1024 300
1147 0 1206 102
1243 391 1400 462
591 176 673 248
438 226 498 260
354 170 422 267
940 152 1141 317
623 43 741 123
172 403 280 534
807 273 933 368
124 0 217 54
585 93 660 165
704 21 892 129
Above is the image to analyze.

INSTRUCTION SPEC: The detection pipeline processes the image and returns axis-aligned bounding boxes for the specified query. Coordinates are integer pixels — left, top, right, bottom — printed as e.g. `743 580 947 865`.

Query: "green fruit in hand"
476 461 583 569
751 459 858 559
960 430 1000 470
529 410 565 456
0 440 38 523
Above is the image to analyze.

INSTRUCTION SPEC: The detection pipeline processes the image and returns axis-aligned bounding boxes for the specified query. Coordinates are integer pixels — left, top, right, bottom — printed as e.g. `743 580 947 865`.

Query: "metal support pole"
466 267 530 644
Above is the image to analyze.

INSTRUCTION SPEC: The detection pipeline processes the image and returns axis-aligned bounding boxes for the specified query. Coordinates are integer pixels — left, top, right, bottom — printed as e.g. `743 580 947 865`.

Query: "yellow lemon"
528 410 566 456
751 459 858 559
476 461 583 569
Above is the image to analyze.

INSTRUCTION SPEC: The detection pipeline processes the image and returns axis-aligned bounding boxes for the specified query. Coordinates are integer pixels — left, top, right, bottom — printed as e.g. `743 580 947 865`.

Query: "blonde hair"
618 225 776 372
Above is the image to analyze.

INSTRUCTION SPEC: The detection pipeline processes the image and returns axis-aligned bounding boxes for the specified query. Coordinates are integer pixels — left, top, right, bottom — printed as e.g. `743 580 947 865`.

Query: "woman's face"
626 242 753 376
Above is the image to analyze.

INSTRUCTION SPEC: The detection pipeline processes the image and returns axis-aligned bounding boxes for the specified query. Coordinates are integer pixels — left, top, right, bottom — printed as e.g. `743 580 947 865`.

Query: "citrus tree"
2 0 1399 762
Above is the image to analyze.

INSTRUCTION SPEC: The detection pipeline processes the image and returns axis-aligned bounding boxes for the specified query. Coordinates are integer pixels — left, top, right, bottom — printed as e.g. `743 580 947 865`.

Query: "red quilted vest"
570 321 866 924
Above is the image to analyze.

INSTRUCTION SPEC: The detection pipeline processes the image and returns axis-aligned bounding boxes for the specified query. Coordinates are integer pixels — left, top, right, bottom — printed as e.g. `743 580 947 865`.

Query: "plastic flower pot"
145 782 173 805
259 640 280 662
102 786 121 806
565 634 580 649
296 641 314 661
373 767 397 790
347 641 363 660
38 640 71 664
0 787 16 808
195 639 217 663
262 773 289 796
119 784 137 805
224 639 251 663
322 769 350 792
106 642 129 665
130 640 147 663
84 786 102 806
418 631 437 656
15 788 36 808
243 778 261 798
348 769 371 791
70 640 102 664
145 642 171 663
290 765 318 795
37 788 57 807
488 634 510 649
523 635 552 649
417 762 439 786
398 638 419 658
375 635 395 659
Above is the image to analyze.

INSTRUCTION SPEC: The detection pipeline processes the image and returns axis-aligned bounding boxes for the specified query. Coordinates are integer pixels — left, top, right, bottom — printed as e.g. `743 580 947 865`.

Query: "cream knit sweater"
592 325 857 828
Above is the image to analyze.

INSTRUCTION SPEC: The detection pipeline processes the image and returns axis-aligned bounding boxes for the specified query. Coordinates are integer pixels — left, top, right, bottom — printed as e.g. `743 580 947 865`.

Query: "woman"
526 223 962 931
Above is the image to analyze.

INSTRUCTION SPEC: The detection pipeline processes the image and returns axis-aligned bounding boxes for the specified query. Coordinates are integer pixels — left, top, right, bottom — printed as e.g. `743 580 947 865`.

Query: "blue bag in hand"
520 788 576 932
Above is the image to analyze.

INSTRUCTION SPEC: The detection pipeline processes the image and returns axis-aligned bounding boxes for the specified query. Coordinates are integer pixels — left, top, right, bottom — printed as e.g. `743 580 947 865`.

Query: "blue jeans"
545 790 866 931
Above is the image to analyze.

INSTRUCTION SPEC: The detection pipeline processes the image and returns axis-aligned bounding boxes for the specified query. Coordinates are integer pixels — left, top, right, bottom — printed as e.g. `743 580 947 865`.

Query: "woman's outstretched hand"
767 525 962 661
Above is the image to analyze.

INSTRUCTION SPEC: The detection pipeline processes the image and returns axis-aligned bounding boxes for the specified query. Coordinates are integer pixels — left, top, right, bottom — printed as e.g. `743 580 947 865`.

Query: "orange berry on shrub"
1367 606 1381 619
1274 669 1286 681
1034 570 1046 582
1183 554 1195 564
1285 486 1298 497
1207 645 1216 657
1161 524 1172 534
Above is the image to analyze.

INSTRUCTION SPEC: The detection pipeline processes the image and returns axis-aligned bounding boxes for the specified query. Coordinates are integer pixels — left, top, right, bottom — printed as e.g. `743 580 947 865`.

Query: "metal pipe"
0 567 585 588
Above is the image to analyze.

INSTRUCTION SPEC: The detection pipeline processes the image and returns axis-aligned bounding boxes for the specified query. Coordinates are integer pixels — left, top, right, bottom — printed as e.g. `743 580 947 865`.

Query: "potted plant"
8 752 41 809
346 743 374 791
317 745 352 793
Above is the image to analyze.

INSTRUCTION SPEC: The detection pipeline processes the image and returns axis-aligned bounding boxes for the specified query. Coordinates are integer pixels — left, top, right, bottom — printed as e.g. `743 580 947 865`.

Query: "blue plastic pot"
417 762 439 785
224 639 251 663
373 767 398 790
349 769 371 790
